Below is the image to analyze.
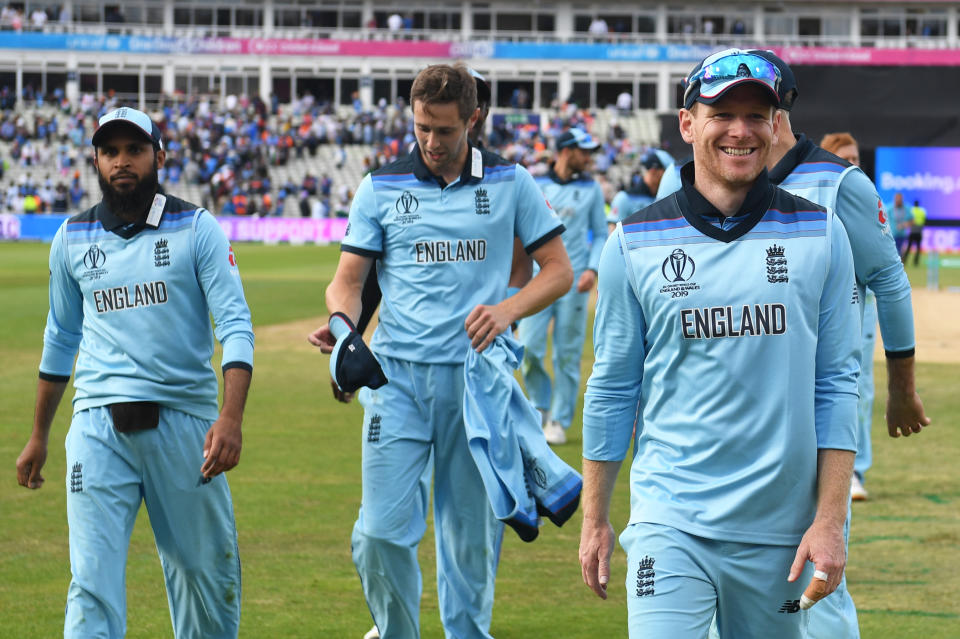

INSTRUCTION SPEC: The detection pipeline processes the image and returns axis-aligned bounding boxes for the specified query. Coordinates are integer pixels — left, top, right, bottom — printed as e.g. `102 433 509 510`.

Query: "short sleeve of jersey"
583 230 644 462
814 213 860 452
836 170 915 354
39 221 83 378
513 165 564 252
341 174 383 257
194 211 255 370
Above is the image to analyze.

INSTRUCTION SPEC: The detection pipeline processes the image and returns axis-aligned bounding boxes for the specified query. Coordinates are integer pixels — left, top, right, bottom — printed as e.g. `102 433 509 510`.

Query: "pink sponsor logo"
216 216 350 244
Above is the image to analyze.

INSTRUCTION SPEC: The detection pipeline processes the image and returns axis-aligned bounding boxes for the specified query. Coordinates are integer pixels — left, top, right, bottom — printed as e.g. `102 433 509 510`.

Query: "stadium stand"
3 1 959 217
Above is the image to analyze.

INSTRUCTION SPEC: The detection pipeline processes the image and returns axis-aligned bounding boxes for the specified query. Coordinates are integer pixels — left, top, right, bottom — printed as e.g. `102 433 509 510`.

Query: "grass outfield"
1 241 957 637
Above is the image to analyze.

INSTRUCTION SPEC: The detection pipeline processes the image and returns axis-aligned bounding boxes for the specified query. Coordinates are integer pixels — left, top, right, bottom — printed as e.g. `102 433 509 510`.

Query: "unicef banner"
876 147 960 253
9 33 960 64
0 213 348 244
0 32 454 57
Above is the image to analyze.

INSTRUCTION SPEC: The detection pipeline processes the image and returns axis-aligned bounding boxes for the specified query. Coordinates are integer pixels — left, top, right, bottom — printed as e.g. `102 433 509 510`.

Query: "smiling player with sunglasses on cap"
579 49 861 639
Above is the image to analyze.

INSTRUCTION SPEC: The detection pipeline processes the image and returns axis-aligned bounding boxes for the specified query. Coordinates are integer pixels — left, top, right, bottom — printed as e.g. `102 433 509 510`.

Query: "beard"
98 166 160 222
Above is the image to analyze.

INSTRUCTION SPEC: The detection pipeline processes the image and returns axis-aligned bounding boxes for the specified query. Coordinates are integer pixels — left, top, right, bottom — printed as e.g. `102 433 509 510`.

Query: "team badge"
474 188 490 215
367 414 382 443
82 244 108 280
395 190 421 225
877 198 887 225
69 462 83 493
154 238 170 268
228 246 237 266
636 555 655 598
766 244 788 283
659 249 700 298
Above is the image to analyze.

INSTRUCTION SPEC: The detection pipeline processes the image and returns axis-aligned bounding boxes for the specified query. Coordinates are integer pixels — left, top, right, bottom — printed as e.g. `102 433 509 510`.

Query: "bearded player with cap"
16 106 254 639
578 49 861 639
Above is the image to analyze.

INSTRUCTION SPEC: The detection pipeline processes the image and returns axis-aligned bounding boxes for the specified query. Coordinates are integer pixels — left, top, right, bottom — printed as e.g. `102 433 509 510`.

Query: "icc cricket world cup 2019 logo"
395 190 421 225
662 248 695 282
82 244 108 281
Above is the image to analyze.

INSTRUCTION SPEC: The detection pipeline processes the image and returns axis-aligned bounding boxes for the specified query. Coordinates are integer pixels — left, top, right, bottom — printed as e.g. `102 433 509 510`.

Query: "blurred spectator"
387 12 402 33
30 7 48 29
588 17 608 37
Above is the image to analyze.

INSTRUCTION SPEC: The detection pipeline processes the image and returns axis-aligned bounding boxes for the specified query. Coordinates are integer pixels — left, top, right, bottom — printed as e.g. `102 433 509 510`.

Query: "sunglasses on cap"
683 50 781 110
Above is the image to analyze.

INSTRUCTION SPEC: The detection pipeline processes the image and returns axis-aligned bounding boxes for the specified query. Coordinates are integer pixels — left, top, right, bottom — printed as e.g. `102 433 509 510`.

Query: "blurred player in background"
517 128 607 445
579 48 860 639
16 106 254 639
608 148 673 225
819 131 873 502
309 63 571 639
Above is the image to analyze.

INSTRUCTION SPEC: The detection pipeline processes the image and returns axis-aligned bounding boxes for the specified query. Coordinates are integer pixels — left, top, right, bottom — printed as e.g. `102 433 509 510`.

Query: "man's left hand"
787 518 846 604
465 304 512 352
886 390 930 438
576 269 597 293
201 416 242 478
307 324 337 354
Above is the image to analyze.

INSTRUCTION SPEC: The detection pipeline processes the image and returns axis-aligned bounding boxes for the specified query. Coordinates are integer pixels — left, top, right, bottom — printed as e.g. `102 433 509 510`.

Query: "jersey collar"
625 180 654 197
768 133 814 184
547 164 589 185
675 161 776 243
412 142 484 187
96 187 167 239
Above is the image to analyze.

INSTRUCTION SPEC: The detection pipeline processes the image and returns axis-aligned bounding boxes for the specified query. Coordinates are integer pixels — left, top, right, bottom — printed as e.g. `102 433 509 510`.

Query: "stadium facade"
2 1 959 143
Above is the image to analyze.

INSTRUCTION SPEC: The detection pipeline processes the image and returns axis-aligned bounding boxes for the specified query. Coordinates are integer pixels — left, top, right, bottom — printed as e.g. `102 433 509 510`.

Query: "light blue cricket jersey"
535 167 606 274
40 193 254 421
609 182 656 224
342 144 564 364
584 167 860 546
768 134 915 355
659 137 915 354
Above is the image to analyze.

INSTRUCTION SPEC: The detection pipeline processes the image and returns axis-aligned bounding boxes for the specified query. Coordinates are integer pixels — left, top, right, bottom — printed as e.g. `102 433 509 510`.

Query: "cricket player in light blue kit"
308 64 572 639
579 50 861 639
658 51 932 639
16 107 254 639
817 131 873 502
518 128 607 445
608 149 674 224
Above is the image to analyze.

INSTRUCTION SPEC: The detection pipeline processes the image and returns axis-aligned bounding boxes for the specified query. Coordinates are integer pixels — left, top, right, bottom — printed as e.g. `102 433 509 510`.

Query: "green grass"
1 242 957 637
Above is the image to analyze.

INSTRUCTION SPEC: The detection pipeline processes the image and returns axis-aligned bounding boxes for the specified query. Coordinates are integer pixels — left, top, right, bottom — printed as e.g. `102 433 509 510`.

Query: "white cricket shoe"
538 408 550 428
543 420 567 445
851 474 868 501
362 625 380 639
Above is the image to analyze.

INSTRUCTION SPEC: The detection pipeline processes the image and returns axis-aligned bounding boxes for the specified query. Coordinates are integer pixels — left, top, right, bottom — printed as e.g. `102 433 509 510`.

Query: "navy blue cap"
557 128 600 151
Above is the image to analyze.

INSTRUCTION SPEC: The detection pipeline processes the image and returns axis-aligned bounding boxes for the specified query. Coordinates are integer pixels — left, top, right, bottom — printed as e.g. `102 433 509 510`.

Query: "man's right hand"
16 437 48 489
579 515 616 600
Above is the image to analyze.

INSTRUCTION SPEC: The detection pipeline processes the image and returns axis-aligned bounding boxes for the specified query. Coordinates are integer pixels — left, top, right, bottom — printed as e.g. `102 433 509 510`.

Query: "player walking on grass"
517 127 607 445
16 106 254 639
579 49 861 638
308 63 572 639
659 51 933 639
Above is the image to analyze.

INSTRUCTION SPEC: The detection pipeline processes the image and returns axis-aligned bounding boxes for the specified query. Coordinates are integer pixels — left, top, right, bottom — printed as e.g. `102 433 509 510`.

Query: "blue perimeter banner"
0 33 716 62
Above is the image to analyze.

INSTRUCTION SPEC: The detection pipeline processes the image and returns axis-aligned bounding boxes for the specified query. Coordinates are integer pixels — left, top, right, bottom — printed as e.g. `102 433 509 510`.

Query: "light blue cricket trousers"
855 294 877 479
622 523 813 639
517 279 589 429
353 356 504 639
64 406 241 639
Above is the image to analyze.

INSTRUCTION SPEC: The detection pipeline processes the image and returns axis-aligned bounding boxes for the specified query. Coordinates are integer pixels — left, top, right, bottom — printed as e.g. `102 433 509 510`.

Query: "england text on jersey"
93 281 169 313
414 239 487 264
679 303 787 339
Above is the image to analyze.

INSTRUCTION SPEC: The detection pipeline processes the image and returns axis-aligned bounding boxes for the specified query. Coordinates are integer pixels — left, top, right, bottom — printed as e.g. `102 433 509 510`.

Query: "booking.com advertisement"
875 147 960 253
